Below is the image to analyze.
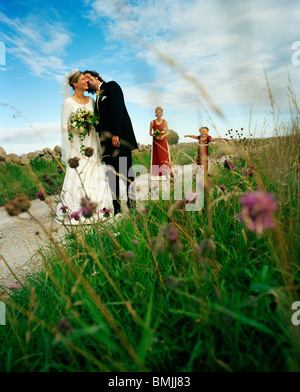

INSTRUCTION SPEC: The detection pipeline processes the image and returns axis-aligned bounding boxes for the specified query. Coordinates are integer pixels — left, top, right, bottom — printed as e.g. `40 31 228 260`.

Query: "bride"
56 69 114 225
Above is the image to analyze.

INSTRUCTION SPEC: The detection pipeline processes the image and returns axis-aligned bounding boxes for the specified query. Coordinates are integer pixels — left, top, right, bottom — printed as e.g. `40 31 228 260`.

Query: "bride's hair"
68 71 82 89
84 70 104 94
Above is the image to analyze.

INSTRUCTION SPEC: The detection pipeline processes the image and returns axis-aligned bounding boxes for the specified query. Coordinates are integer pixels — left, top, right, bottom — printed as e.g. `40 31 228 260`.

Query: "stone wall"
0 146 62 166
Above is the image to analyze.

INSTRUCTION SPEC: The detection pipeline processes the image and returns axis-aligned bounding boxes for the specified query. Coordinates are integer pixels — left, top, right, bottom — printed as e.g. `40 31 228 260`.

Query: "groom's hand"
112 136 120 148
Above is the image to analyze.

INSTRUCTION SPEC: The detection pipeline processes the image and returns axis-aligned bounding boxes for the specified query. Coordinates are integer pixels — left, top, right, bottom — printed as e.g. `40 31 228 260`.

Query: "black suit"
95 81 138 214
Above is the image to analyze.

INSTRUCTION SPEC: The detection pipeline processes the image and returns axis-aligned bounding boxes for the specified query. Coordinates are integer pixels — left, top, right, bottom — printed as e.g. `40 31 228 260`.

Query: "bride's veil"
60 68 78 164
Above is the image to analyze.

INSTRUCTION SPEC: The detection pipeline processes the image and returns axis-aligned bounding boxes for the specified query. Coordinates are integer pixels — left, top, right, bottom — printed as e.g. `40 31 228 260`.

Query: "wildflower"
5 200 21 216
125 250 136 260
58 318 70 333
41 173 53 184
70 211 81 221
218 185 226 192
68 157 80 169
80 197 97 218
51 174 57 179
160 223 182 255
230 163 237 170
237 191 278 235
15 196 30 212
8 283 21 290
60 205 69 214
161 223 179 242
174 199 186 211
57 165 64 174
131 239 139 247
83 147 94 157
242 169 250 176
195 237 216 262
119 252 126 261
185 192 200 204
36 191 46 201
150 237 165 255
100 207 111 218
141 208 149 214
166 276 180 290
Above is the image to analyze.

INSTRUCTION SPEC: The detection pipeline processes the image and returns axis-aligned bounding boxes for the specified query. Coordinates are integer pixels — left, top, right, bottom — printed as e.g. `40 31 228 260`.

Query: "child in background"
184 127 227 171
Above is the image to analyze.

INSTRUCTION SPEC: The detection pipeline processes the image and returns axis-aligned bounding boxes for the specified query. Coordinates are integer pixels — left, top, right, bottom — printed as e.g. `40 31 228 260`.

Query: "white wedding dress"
56 96 114 225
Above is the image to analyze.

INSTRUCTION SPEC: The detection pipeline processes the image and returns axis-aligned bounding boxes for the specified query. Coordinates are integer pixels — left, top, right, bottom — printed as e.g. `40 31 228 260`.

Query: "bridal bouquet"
153 130 162 138
68 108 99 154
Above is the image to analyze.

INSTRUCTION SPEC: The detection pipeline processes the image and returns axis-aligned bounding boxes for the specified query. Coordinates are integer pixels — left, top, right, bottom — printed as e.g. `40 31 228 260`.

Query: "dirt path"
0 196 65 292
0 174 150 293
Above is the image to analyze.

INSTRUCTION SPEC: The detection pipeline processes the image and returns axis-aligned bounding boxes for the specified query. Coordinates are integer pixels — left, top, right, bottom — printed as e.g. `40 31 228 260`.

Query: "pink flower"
60 205 68 214
80 197 97 218
100 207 112 218
8 283 21 290
237 191 278 235
70 211 81 221
36 191 46 201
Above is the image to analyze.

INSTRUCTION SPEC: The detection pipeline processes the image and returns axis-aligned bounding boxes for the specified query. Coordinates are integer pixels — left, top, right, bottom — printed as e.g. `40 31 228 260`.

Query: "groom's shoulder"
106 80 122 89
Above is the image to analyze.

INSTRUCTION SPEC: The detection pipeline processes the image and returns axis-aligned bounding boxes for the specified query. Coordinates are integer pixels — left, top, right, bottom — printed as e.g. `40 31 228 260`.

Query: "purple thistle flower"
141 208 149 214
36 191 46 201
237 191 278 235
100 207 111 218
242 169 250 176
80 197 97 218
70 211 81 221
218 185 226 192
230 163 237 170
60 205 69 214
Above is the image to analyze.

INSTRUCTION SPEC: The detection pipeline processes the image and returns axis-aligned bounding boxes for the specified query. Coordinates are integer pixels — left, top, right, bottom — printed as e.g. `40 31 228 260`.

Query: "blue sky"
0 0 299 155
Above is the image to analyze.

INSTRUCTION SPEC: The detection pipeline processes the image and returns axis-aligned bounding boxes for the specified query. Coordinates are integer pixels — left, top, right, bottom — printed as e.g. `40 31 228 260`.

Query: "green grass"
0 130 299 372
0 159 65 206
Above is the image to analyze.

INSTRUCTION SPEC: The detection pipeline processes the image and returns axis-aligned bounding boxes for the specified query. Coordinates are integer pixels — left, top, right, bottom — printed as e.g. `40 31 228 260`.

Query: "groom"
84 70 138 216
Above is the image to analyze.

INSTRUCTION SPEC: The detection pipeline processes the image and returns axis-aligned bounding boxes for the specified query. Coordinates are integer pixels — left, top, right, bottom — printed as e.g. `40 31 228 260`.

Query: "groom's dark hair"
84 70 104 94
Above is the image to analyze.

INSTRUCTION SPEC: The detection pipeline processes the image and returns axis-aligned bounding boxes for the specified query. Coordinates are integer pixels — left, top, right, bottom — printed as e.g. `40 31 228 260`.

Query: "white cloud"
0 11 72 79
0 122 61 155
87 0 300 118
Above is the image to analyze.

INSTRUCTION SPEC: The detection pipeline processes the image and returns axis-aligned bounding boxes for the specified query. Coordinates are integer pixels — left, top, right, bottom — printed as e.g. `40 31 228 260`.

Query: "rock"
19 154 30 166
0 147 6 161
40 154 53 162
35 150 45 157
0 161 6 166
43 148 54 156
27 152 39 160
52 152 61 161
53 145 62 155
5 153 20 165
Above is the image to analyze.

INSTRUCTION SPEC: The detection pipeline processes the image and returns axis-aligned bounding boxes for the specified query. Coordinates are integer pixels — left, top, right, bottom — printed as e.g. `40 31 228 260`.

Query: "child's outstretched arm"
210 137 228 142
184 135 198 139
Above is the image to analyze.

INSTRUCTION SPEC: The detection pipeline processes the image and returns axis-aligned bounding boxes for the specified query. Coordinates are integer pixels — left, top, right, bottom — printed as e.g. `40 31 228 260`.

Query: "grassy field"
0 124 299 372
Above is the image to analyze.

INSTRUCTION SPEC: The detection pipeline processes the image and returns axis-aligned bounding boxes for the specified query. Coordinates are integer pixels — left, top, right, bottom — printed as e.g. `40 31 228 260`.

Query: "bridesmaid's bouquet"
153 130 162 138
68 108 99 154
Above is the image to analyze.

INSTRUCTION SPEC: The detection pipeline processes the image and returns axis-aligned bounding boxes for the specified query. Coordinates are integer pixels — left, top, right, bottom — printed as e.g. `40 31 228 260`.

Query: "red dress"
197 135 211 170
151 119 171 176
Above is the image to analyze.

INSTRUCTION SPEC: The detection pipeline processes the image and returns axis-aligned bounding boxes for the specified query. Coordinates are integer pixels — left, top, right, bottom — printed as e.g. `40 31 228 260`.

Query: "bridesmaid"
150 106 172 177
